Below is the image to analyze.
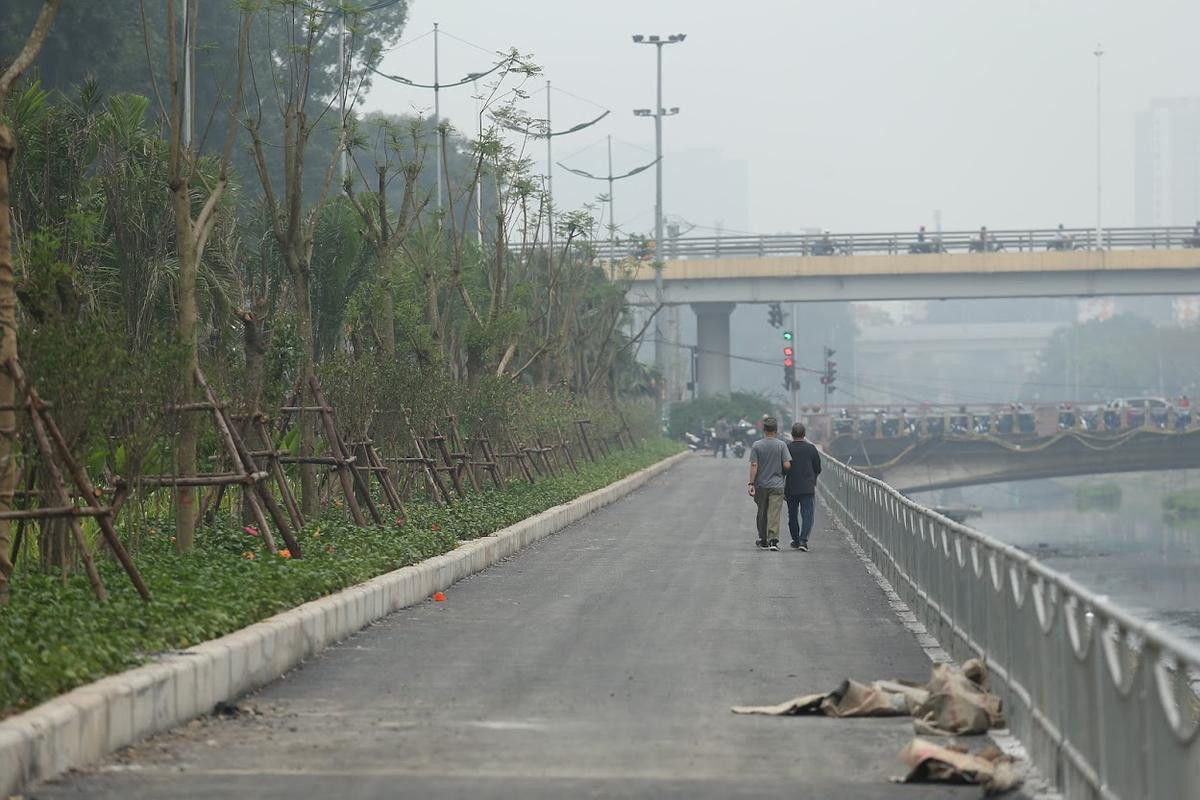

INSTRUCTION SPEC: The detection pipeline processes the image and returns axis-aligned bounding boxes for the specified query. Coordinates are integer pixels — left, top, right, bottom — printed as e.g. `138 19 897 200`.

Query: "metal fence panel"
818 454 1200 799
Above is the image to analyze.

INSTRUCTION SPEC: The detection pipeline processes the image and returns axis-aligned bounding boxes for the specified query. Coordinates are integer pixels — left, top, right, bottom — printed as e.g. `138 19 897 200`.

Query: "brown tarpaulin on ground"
731 659 1004 736
893 737 1023 795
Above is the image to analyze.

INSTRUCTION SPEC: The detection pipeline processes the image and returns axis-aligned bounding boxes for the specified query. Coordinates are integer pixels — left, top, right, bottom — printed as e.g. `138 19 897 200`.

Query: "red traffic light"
783 346 794 357
783 358 794 367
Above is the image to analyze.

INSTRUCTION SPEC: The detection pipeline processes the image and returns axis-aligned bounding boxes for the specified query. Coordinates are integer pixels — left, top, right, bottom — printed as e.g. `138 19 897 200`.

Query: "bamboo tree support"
467 436 506 491
508 428 544 478
400 408 453 505
428 431 467 498
493 430 535 484
193 368 303 556
252 414 304 529
444 413 482 492
617 410 638 449
575 420 597 462
311 376 381 525
351 439 405 520
534 436 558 477
6 358 151 601
554 426 581 474
279 377 369 526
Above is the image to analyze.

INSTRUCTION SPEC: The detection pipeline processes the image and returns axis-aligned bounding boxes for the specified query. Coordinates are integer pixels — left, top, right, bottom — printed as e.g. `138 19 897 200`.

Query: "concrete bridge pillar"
692 302 734 397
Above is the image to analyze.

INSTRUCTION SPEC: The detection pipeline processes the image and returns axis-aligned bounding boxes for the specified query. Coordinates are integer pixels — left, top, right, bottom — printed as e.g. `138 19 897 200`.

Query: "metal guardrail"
596 225 1200 262
818 454 1200 800
826 404 1196 440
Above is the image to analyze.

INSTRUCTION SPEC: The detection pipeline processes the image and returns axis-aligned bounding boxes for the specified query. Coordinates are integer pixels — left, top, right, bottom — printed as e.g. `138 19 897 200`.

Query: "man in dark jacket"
784 423 822 551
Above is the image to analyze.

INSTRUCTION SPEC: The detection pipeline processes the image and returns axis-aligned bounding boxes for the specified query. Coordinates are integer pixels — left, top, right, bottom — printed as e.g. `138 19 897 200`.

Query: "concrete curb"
0 449 691 794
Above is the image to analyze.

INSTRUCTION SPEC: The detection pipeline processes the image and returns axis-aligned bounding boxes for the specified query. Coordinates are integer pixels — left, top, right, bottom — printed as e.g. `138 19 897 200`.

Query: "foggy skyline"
363 0 1200 236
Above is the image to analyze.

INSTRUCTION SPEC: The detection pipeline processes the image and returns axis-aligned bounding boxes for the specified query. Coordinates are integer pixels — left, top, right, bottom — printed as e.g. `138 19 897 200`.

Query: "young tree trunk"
288 254 319 515
0 0 64 600
0 126 18 591
170 183 200 552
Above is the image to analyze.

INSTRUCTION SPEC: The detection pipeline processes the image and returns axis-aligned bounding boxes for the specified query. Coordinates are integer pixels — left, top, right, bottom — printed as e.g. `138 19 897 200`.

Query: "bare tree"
165 0 250 552
0 0 62 601
243 2 356 514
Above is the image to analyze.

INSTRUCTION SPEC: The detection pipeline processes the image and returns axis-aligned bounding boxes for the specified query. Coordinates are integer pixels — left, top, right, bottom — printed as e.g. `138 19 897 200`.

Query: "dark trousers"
713 437 727 457
786 493 816 545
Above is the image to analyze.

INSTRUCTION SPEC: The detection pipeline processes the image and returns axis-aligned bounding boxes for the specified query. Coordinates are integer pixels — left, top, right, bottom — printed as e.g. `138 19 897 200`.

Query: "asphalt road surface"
34 454 979 799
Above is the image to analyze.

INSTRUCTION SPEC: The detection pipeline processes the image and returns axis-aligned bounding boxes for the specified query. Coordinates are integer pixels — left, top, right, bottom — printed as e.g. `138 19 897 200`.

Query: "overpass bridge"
812 403 1200 492
617 225 1200 397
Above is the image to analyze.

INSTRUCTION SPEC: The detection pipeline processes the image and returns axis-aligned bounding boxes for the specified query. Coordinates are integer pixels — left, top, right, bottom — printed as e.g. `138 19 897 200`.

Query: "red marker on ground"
433 591 446 602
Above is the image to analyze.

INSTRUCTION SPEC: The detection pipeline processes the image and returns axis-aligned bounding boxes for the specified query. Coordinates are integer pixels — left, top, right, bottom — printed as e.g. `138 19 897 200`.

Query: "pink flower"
243 525 259 537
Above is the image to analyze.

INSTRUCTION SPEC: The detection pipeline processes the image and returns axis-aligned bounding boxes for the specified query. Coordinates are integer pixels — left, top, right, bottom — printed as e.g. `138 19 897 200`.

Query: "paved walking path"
36 455 975 798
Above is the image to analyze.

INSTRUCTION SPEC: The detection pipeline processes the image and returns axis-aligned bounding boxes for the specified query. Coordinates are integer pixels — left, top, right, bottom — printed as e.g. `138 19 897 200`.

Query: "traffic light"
821 346 837 395
767 302 783 328
783 345 796 391
782 329 793 341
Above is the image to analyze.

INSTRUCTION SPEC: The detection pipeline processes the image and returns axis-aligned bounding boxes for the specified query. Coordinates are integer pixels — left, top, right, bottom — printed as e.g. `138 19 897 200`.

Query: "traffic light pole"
791 302 799 425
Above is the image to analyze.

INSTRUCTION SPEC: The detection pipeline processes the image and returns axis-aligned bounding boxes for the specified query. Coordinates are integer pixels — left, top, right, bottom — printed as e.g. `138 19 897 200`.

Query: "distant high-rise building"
1135 98 1200 227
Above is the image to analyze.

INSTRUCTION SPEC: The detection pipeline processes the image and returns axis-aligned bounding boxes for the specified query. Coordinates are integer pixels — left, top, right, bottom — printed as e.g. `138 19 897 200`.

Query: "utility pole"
557 136 658 277
338 6 348 180
1094 44 1104 250
433 22 442 210
546 80 554 270
791 302 799 424
473 76 483 247
367 24 500 213
182 0 193 149
632 33 685 415
608 136 616 267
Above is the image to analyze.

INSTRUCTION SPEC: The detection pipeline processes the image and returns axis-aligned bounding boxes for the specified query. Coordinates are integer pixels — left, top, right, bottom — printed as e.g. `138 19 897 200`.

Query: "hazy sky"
362 0 1200 235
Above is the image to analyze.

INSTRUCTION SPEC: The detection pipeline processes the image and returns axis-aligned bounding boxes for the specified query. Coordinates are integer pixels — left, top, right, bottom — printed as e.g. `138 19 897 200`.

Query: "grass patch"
0 441 682 718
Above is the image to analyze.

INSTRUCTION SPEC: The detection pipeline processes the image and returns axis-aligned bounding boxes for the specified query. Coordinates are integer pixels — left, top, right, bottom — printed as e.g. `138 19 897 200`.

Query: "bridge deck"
626 248 1200 303
34 457 972 799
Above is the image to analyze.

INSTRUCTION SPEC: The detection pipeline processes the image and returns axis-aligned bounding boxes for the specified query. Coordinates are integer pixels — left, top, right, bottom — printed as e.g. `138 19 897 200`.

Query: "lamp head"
632 34 644 43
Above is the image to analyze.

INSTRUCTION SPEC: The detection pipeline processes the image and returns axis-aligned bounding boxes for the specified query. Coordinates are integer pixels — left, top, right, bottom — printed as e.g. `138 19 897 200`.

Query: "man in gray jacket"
748 417 791 551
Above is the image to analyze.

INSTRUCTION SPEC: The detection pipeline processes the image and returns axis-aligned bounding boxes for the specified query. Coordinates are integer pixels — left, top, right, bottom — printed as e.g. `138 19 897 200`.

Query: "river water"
918 470 1200 648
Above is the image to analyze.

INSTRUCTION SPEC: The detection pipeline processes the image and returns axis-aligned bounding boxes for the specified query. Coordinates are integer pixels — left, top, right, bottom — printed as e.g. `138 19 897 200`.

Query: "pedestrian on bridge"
748 417 791 551
785 423 822 552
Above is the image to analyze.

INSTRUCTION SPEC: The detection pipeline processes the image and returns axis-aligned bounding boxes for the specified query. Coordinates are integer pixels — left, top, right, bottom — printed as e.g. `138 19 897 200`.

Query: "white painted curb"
0 450 691 794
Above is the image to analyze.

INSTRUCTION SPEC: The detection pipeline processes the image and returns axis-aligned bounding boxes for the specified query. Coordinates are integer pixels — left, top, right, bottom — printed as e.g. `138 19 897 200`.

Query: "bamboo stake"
11 361 150 600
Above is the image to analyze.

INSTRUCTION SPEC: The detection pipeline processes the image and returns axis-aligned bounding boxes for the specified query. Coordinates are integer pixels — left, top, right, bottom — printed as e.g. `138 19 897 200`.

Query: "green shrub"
1074 482 1122 513
667 391 774 439
1163 489 1200 524
0 440 680 718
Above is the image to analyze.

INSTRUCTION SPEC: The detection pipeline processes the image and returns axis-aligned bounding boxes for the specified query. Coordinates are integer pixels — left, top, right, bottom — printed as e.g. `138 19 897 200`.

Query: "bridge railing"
823 403 1197 440
593 225 1200 263
818 454 1200 799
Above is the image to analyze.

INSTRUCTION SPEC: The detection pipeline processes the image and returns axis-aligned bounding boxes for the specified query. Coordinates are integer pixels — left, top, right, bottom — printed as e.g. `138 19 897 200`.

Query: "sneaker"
768 541 780 551
798 543 809 552
790 541 801 550
755 540 767 549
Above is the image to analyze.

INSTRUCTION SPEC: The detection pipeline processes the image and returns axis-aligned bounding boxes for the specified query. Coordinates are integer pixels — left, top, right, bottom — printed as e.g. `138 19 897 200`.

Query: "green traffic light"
782 330 793 340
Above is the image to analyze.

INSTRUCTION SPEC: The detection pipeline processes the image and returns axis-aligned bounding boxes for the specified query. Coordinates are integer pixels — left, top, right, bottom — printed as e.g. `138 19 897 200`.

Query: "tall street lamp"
632 32 685 410
1094 44 1104 251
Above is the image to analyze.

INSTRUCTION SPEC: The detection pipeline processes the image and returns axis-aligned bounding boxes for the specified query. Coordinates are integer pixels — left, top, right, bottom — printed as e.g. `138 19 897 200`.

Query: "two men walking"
748 418 821 551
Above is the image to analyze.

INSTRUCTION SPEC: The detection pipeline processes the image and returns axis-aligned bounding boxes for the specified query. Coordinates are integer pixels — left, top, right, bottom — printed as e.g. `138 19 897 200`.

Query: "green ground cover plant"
1163 489 1200 525
1074 482 1123 513
0 441 681 718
